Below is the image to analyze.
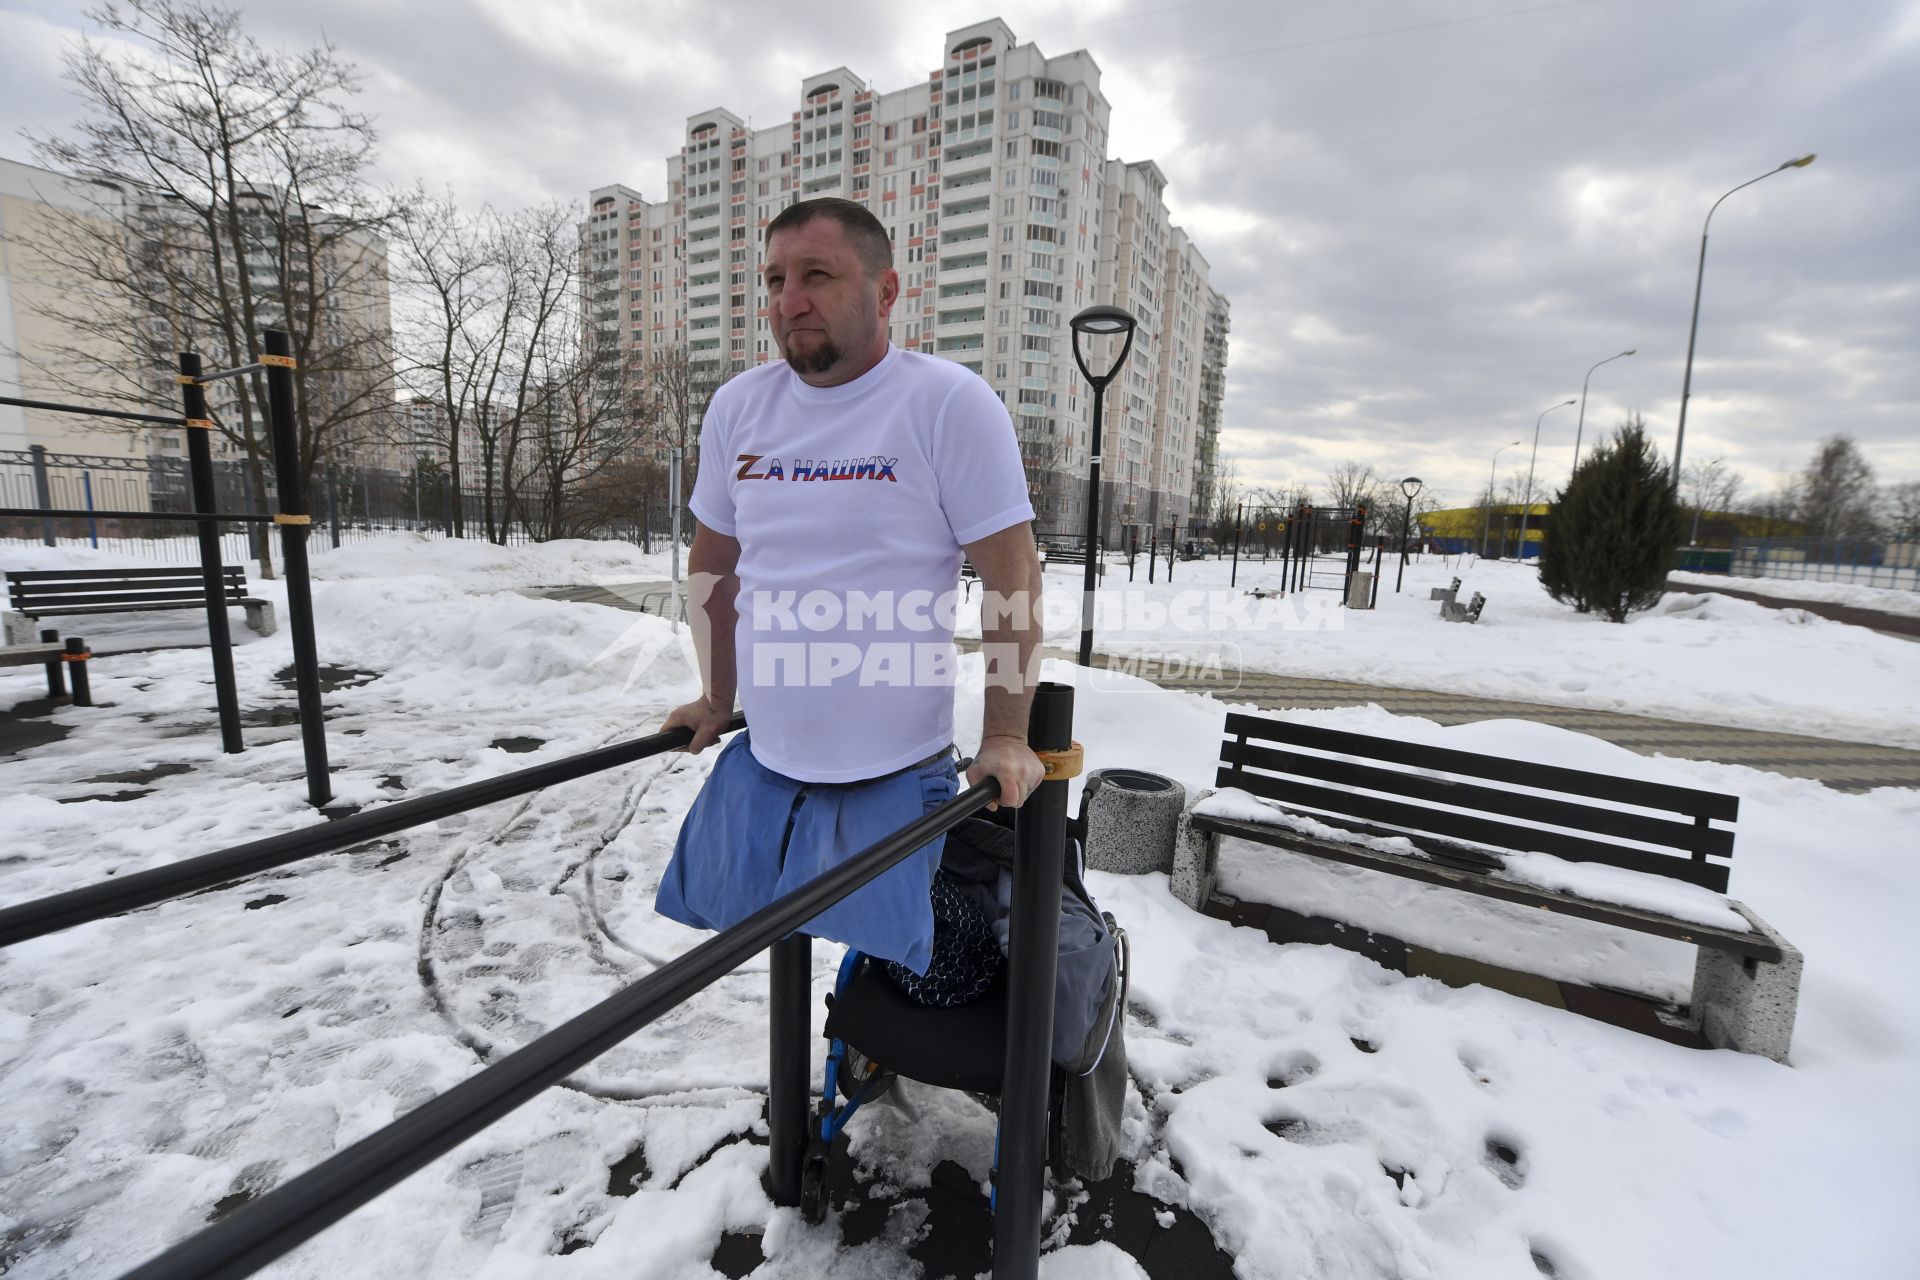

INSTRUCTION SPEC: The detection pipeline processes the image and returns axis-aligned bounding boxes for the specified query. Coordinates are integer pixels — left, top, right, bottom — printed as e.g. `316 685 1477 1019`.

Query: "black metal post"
325 463 342 549
1077 385 1106 668
1396 498 1412 594
1167 521 1177 583
63 637 91 707
992 681 1073 1280
1147 530 1156 584
1231 503 1242 588
83 471 97 548
767 934 811 1206
29 444 55 546
41 628 64 698
263 330 332 807
240 464 261 564
179 353 244 755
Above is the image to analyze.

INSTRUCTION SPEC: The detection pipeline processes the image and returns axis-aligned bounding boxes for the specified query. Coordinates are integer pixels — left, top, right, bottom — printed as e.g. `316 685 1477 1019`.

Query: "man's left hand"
967 734 1046 809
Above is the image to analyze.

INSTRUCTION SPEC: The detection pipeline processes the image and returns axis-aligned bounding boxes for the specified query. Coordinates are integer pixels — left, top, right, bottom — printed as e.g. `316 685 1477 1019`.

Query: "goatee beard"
784 337 843 376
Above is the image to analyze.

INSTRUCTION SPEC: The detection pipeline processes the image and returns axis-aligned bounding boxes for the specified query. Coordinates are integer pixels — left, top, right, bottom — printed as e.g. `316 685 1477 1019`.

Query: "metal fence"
1730 536 1920 592
1 448 684 564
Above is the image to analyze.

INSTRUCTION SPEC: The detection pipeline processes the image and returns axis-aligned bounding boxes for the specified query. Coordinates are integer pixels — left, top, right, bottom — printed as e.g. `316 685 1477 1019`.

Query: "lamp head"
1400 476 1424 499
1783 153 1816 169
1070 304 1137 336
1622 348 1636 356
1069 303 1138 389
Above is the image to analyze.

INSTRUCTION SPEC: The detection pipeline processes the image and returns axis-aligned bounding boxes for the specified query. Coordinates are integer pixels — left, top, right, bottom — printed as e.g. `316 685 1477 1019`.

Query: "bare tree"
1793 434 1878 540
16 0 399 576
641 347 737 518
1323 461 1384 513
1681 456 1746 545
1881 480 1920 544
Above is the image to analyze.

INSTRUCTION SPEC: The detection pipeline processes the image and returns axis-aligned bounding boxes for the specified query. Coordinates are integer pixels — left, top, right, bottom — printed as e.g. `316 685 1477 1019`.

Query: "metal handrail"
0 713 747 948
117 778 1005 1280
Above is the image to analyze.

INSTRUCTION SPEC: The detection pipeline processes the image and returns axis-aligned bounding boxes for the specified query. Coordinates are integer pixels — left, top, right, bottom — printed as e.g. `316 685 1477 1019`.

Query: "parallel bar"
264 330 331 807
993 681 1074 1280
0 394 186 428
0 507 275 524
1192 813 1777 960
1223 712 1740 820
118 779 1000 1280
180 352 244 755
0 714 746 949
766 934 812 1206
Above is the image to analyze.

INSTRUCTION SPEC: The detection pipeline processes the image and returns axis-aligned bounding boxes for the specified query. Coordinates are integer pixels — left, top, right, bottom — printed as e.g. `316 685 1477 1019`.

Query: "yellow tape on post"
1036 740 1084 782
259 353 298 369
185 418 215 430
272 513 312 526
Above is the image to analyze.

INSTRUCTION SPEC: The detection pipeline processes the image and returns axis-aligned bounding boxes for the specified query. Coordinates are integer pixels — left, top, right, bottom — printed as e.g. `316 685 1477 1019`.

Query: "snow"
1194 785 1753 934
1 534 1917 1279
1670 569 1920 619
958 552 1920 748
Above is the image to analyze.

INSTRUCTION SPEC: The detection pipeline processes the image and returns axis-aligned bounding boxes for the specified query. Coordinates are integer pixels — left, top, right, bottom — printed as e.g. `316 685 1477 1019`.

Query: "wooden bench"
5 566 276 643
1428 576 1461 603
1170 712 1801 1060
1439 591 1485 623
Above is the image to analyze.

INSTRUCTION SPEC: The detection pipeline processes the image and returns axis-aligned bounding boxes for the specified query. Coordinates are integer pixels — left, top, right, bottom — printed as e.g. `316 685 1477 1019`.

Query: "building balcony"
937 308 986 328
938 281 987 299
939 225 989 247
941 204 991 232
936 335 984 353
1030 124 1063 144
938 255 988 280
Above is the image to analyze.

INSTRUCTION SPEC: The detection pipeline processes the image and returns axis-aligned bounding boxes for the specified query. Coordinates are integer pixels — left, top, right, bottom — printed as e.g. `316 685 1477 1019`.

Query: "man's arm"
962 521 1047 808
662 520 741 753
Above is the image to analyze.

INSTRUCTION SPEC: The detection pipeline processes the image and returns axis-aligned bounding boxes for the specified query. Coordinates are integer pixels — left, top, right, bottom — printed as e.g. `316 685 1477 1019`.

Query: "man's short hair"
766 197 893 278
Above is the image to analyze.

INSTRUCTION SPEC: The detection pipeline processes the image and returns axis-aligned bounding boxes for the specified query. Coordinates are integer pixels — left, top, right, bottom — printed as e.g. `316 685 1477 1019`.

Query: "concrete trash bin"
1081 768 1186 875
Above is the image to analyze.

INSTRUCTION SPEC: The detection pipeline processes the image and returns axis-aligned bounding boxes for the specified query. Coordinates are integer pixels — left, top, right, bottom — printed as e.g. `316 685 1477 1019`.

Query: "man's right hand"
663 693 734 754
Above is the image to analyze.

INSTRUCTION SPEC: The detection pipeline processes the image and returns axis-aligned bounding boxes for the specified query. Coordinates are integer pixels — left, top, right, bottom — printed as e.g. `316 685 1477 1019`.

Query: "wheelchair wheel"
799 1137 830 1225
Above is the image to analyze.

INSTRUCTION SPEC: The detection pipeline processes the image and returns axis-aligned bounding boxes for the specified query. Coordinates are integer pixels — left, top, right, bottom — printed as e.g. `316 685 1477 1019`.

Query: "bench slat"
14 583 249 603
1216 765 1731 892
1227 740 1735 859
1222 712 1738 821
13 593 250 613
8 567 246 583
1191 812 1777 961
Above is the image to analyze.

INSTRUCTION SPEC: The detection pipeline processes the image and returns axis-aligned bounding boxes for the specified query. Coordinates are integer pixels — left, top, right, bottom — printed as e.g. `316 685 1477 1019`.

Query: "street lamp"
1395 475 1423 593
1483 440 1520 558
1673 153 1815 490
1069 304 1138 667
1515 400 1576 561
1572 348 1634 474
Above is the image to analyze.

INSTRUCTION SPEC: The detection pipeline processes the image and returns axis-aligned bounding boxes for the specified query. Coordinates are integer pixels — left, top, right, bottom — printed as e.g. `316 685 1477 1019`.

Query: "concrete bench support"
1691 903 1801 1063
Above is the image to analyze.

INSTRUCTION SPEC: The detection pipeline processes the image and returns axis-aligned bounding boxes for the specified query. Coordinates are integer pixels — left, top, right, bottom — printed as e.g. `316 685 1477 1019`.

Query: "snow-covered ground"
1670 569 1920 619
955 552 1920 748
1 536 1916 1278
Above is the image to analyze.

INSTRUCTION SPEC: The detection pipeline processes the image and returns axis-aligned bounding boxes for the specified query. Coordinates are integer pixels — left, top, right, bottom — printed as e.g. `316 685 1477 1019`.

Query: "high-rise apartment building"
586 17 1228 540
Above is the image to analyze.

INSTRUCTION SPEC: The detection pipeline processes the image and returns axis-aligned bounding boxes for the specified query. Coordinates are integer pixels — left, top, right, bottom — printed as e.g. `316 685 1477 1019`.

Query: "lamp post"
1069 304 1138 667
1673 154 1815 490
1395 475 1422 593
1515 400 1575 561
1573 348 1634 474
1482 440 1520 558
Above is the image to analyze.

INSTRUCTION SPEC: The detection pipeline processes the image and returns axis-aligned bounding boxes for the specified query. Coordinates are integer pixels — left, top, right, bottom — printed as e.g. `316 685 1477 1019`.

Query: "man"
656 196 1045 976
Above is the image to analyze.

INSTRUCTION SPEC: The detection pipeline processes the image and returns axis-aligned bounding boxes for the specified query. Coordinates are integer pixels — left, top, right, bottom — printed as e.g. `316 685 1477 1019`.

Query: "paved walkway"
524 581 1920 793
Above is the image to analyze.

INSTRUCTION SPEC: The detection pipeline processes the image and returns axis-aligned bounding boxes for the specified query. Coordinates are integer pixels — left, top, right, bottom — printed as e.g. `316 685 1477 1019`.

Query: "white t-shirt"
689 345 1035 783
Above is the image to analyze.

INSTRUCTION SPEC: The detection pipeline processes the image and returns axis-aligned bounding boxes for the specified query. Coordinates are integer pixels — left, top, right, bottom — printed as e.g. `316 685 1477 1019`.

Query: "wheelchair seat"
824 958 1012 1095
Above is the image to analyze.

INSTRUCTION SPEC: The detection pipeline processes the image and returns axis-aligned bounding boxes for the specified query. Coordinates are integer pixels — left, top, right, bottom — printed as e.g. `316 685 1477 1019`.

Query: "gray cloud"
3 0 1915 503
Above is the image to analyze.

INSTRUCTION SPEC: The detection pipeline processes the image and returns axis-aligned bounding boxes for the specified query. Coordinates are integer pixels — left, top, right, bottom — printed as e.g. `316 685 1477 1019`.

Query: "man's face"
764 217 899 386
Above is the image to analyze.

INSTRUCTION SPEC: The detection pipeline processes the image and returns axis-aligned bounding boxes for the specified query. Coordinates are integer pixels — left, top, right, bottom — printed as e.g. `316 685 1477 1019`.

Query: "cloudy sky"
3 0 1916 505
